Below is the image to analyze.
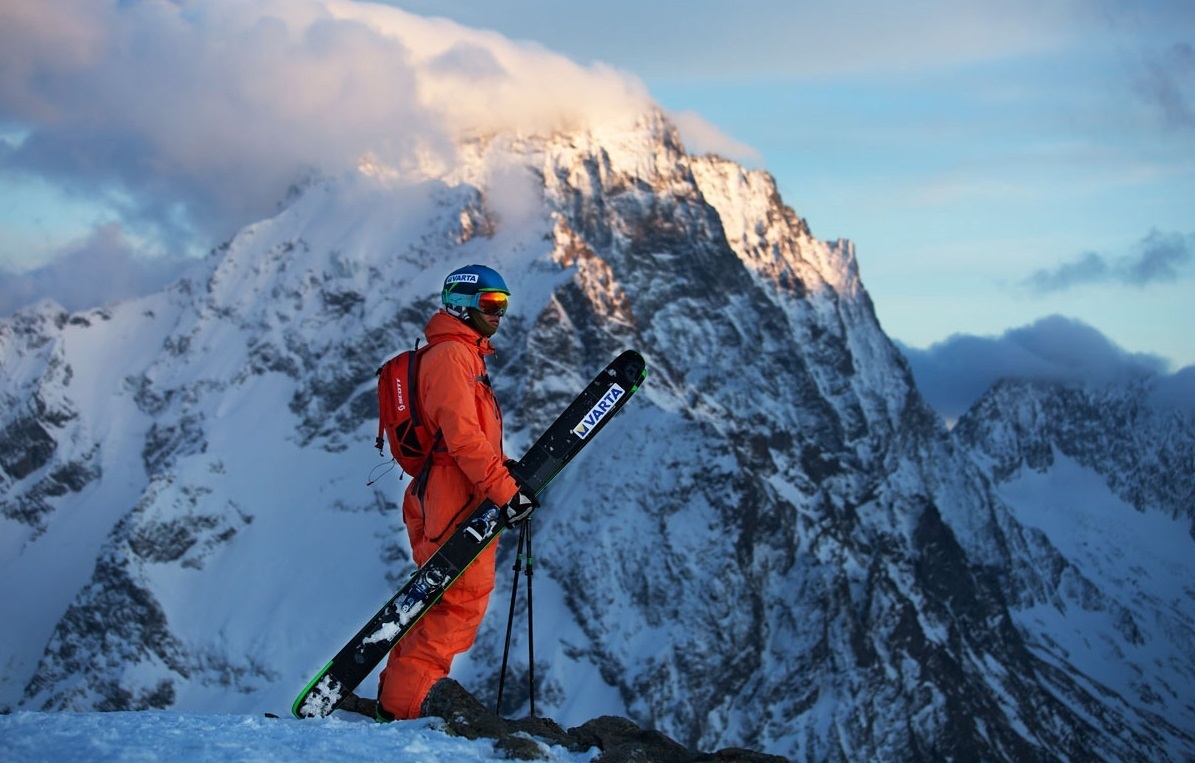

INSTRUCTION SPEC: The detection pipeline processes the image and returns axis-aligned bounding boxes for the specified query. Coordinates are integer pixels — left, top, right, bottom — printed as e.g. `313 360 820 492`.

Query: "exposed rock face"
420 679 791 763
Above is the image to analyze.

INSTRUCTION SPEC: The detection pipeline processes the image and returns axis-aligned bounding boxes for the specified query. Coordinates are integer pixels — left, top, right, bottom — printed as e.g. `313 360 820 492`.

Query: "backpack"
375 340 442 477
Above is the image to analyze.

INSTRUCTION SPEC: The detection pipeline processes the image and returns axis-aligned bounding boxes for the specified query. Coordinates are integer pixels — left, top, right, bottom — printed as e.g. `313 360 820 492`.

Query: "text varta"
573 385 625 439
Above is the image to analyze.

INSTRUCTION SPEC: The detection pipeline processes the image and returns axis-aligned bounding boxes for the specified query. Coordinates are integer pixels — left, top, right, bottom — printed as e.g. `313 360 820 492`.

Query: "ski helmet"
441 264 510 322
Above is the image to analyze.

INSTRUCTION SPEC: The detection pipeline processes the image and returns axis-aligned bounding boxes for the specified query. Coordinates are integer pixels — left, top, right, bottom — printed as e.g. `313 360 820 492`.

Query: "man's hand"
503 487 539 528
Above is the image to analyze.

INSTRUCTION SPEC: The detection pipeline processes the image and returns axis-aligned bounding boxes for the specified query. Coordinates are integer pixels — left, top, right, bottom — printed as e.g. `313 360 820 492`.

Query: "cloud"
0 224 192 316
0 0 651 256
666 110 763 166
899 315 1173 419
1135 41 1195 131
1022 228 1195 294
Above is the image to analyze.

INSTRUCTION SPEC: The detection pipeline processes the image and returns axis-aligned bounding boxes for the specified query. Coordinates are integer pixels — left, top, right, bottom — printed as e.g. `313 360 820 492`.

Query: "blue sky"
1 0 1192 410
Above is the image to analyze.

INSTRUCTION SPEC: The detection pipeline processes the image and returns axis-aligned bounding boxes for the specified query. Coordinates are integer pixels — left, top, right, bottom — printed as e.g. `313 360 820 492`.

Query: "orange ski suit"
377 310 520 720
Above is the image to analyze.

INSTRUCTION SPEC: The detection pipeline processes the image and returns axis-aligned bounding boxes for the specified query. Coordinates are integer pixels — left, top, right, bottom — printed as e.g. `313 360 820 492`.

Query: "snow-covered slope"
2 111 1192 761
0 710 587 763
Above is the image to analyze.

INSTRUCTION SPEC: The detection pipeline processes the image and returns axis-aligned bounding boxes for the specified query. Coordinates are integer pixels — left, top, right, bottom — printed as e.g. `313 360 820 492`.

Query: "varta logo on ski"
572 384 625 439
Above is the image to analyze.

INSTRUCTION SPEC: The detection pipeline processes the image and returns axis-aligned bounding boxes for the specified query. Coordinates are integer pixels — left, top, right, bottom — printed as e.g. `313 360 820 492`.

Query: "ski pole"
495 521 526 715
525 520 536 717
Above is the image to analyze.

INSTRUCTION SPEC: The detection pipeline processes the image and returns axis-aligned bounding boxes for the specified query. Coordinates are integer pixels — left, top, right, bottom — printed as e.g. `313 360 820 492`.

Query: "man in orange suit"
376 264 537 720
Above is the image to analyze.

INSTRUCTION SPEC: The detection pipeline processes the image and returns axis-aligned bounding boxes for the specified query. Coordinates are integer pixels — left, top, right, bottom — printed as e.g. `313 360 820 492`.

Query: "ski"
292 349 647 719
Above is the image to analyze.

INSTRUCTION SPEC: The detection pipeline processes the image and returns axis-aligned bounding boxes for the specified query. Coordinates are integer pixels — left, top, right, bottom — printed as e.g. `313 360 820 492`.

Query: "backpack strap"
411 429 443 501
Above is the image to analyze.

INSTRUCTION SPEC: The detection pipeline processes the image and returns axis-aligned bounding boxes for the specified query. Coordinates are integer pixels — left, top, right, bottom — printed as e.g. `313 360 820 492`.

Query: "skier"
375 264 537 721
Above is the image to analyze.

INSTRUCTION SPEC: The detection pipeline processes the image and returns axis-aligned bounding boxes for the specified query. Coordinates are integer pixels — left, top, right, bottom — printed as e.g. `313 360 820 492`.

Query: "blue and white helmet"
441 264 510 321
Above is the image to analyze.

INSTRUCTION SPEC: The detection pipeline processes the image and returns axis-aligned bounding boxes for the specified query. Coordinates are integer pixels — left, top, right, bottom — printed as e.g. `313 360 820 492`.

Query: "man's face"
465 307 502 337
480 312 501 334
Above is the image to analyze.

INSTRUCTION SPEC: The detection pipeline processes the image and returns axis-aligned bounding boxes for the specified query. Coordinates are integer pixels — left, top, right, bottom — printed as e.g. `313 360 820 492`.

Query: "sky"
1 0 1192 412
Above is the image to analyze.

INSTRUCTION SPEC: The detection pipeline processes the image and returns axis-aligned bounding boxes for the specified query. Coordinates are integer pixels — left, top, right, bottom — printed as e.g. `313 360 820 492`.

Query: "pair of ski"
292 350 647 719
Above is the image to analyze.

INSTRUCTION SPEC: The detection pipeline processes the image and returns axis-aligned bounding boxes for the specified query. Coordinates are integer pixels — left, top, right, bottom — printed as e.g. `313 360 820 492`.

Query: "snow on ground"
0 711 598 763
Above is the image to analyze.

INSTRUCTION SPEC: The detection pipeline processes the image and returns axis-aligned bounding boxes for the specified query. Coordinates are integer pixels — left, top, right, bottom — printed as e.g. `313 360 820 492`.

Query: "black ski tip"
264 712 281 719
615 349 647 383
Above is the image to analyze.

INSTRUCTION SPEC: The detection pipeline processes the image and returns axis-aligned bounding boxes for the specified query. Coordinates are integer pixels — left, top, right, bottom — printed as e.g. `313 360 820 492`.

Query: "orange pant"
377 494 498 719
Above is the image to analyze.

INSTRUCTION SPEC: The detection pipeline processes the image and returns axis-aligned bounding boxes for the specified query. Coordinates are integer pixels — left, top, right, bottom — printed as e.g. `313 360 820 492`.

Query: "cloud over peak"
0 0 652 252
899 315 1181 420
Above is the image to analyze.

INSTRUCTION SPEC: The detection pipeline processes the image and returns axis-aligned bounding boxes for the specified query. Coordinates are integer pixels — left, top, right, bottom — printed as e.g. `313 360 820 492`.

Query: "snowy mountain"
2 110 1192 762
952 377 1195 748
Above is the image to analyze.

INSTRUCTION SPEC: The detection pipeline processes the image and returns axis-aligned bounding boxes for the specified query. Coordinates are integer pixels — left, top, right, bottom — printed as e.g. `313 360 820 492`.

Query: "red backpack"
375 340 441 477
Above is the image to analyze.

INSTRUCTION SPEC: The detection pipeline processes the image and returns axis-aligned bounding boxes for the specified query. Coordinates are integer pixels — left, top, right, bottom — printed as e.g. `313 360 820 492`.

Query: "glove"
502 487 539 528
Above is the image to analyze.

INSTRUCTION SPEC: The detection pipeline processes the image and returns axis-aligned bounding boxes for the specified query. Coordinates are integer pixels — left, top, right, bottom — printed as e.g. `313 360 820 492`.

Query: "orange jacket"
403 310 519 547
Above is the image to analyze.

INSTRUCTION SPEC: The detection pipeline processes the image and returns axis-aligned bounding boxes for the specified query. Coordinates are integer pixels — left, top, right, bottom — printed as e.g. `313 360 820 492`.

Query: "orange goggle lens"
475 291 508 316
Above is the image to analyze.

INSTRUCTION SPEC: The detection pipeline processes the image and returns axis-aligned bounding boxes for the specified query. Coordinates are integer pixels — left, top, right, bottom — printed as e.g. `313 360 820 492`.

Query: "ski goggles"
447 290 509 316
474 291 508 316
